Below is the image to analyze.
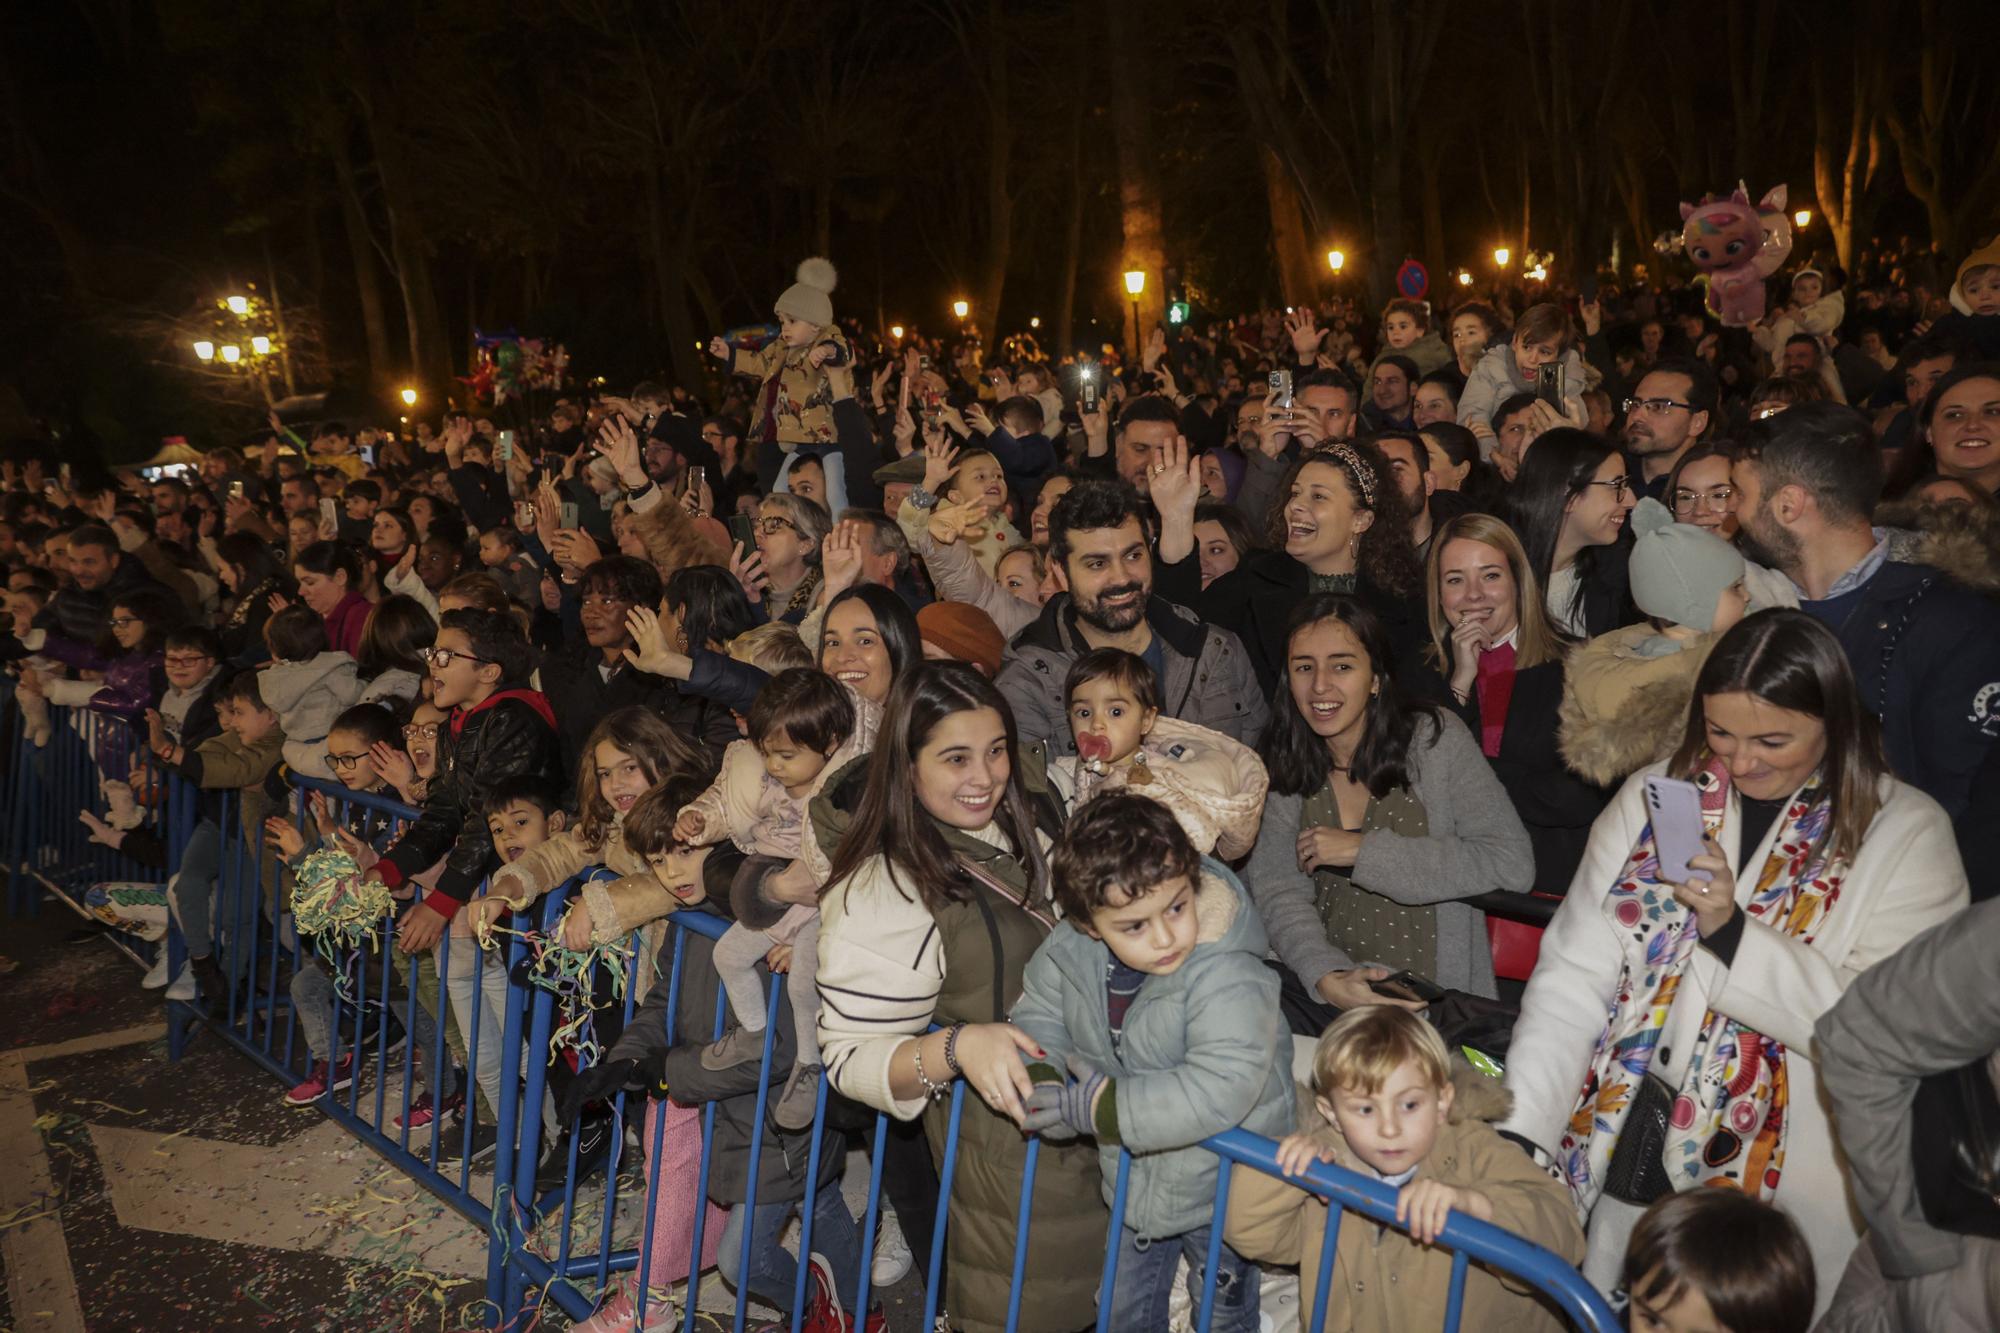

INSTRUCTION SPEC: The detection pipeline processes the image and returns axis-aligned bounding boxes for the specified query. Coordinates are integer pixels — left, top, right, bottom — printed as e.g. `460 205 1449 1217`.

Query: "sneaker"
163 965 195 1002
282 1054 355 1107
141 952 169 989
572 1277 679 1333
871 1206 912 1289
772 1063 823 1132
535 1109 615 1194
464 1118 500 1163
698 1023 768 1072
393 1091 444 1131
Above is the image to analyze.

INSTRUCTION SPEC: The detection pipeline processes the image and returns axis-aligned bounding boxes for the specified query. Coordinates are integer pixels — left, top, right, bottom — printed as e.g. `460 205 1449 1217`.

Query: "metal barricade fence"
2 732 1622 1333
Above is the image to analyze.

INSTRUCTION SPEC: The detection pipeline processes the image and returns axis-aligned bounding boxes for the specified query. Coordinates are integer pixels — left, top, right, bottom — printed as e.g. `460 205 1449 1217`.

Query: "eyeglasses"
164 653 215 668
1622 397 1696 416
1580 476 1634 499
108 616 142 629
757 516 799 536
424 646 493 670
323 751 369 770
403 723 440 741
1672 485 1736 514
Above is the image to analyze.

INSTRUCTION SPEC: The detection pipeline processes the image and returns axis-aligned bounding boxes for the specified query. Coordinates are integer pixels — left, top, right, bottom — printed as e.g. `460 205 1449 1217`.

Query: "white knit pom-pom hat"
775 257 838 327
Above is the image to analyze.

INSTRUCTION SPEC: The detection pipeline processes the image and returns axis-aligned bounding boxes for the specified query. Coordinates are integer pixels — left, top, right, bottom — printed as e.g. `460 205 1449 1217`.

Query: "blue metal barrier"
4 732 1623 1332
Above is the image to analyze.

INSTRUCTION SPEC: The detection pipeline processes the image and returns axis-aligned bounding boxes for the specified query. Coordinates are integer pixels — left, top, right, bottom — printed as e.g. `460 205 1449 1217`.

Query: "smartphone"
1080 365 1099 412
1645 775 1709 884
229 481 246 500
497 430 515 463
559 501 579 531
1369 970 1447 1005
1536 361 1566 408
319 497 339 529
1268 368 1294 411
684 465 706 512
726 514 756 549
514 501 537 530
358 443 376 467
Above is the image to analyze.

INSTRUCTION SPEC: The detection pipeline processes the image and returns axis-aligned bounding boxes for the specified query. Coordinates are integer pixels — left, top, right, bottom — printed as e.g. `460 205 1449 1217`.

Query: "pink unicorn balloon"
1678 183 1794 327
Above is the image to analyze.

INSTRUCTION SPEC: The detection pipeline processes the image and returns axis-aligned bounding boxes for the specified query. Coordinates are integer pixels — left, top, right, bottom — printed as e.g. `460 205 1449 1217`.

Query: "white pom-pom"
795 257 838 295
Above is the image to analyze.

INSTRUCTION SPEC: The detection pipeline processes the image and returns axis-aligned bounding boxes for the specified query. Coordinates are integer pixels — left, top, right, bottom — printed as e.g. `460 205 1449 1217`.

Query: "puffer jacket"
732 327 852 450
1010 864 1293 1237
1047 715 1269 860
258 651 364 779
1226 1062 1584 1333
1558 624 1717 786
1455 342 1592 438
376 686 562 916
997 593 1268 753
1369 328 1454 380
600 897 842 1209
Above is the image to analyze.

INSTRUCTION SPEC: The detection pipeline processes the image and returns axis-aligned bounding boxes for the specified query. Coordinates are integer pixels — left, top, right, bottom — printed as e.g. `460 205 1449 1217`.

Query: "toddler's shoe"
698 1023 768 1072
772 1063 823 1131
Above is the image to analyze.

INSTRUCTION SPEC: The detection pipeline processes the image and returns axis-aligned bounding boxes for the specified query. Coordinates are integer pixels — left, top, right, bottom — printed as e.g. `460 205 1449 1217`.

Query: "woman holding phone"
1499 610 1968 1316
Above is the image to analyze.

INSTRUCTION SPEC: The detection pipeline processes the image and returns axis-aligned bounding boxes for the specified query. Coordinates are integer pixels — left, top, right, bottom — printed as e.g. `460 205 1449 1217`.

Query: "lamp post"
1123 269 1146 360
1492 247 1511 269
890 324 905 341
952 299 970 321
188 287 283 407
1793 208 1812 229
1326 248 1345 274
400 387 418 408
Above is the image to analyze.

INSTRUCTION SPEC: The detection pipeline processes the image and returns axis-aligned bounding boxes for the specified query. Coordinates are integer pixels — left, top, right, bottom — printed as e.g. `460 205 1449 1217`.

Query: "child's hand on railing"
463 894 512 946
1274 1132 1339 1179
1020 1055 1108 1141
78 811 126 849
264 816 307 861
560 900 595 951
1394 1180 1493 1246
396 901 448 954
328 825 377 871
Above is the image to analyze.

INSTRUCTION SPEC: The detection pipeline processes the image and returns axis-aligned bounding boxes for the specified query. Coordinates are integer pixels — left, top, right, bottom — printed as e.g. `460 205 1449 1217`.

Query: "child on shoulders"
258 604 362 781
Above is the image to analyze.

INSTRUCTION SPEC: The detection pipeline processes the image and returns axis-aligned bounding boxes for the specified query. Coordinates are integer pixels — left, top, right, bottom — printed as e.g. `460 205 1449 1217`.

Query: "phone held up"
1644 774 1709 885
1079 363 1099 413
1268 368 1294 411
559 501 580 531
1535 361 1566 409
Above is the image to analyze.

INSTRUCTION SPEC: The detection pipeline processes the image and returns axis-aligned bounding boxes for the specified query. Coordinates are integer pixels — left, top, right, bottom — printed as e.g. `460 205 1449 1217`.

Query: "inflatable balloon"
1677 183 1793 327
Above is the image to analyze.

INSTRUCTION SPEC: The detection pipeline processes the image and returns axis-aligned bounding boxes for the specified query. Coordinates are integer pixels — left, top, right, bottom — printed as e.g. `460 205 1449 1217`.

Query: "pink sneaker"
570 1277 678 1333
283 1055 354 1108
393 1091 463 1131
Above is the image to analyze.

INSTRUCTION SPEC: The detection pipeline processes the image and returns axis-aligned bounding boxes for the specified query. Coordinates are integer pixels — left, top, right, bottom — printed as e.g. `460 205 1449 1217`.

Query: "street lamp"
1457 271 1474 287
400 387 418 407
193 340 215 361
890 324 905 340
1793 208 1812 229
1123 269 1146 357
219 344 242 363
225 294 250 316
250 335 272 355
952 299 970 320
1492 247 1511 268
1030 316 1041 329
1326 248 1345 273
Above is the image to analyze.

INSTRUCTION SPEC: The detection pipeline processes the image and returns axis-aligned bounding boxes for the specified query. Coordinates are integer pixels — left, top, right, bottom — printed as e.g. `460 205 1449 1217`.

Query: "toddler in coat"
258 604 362 781
708 257 851 468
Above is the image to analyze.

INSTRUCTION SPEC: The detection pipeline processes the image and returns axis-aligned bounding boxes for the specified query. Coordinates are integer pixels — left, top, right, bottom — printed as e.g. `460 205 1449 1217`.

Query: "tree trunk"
326 126 394 387
975 0 1011 355
1261 145 1320 307
1107 0 1166 355
1055 41 1087 359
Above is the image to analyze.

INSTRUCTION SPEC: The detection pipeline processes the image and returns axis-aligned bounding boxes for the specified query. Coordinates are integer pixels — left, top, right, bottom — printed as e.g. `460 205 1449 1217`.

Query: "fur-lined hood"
1879 501 2000 595
1557 625 1716 787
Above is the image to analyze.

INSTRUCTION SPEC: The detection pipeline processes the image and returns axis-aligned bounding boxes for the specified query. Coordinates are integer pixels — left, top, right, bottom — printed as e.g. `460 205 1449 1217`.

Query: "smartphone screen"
1268 369 1294 410
559 502 579 530
1536 362 1565 408
497 430 515 463
1645 775 1708 884
320 497 339 530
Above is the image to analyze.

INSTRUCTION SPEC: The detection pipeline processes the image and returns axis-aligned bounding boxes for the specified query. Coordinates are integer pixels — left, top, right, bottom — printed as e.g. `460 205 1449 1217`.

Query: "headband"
1317 442 1376 509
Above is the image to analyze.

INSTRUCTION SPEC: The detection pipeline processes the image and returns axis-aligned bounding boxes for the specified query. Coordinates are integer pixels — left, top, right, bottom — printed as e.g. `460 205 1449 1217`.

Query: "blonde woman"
1411 513 1609 896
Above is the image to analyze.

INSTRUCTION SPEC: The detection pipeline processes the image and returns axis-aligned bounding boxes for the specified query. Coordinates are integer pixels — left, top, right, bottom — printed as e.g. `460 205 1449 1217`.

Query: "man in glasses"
1619 357 1717 504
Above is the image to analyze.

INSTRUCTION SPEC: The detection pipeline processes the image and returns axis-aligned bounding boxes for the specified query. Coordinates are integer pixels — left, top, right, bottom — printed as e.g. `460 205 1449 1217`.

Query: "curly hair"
1266 439 1423 598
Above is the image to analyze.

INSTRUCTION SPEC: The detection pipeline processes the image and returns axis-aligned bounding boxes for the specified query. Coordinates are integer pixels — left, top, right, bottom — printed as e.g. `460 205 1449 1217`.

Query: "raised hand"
622 605 691 679
819 521 867 597
921 436 961 493
708 336 731 362
1148 434 1200 527
926 498 991 548
1286 307 1324 361
597 416 647 488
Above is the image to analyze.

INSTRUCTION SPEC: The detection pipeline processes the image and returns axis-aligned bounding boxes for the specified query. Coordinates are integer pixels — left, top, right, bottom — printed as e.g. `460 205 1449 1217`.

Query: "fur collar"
1878 501 2000 595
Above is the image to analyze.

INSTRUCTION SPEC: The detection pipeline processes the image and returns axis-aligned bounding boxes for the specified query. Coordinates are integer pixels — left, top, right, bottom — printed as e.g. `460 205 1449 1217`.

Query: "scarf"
1560 761 1846 1214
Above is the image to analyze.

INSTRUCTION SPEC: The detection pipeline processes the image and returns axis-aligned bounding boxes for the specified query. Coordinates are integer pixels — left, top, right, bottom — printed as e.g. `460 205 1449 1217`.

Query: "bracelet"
907 485 940 511
621 479 654 499
943 1022 967 1077
912 1036 950 1101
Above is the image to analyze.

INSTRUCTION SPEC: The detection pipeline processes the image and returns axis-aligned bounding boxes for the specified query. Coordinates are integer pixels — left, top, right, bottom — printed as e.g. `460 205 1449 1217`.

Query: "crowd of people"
3 239 1998 1333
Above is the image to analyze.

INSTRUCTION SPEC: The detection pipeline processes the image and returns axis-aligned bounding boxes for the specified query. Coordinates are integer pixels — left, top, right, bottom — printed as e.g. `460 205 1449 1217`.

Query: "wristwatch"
621 478 655 500
907 485 940 511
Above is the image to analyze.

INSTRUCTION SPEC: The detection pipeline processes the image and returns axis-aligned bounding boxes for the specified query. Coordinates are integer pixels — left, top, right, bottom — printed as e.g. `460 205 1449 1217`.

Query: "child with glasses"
258 603 362 781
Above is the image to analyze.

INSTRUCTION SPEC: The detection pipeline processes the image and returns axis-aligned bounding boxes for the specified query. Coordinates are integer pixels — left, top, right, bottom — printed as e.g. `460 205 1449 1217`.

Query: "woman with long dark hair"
1243 593 1535 1030
292 540 371 656
213 530 291 662
1502 427 1638 637
355 594 436 705
1501 610 1969 1314
812 662 1101 1333
1200 439 1427 690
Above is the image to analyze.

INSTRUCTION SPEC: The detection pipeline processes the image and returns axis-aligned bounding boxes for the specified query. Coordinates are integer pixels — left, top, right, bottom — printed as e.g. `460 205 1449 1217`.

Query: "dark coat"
537 643 735 795
378 686 563 911
605 901 841 1207
1197 549 1427 693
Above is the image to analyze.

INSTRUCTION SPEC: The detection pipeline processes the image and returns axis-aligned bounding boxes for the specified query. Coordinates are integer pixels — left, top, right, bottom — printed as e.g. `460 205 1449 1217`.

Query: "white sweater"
1502 763 1968 1316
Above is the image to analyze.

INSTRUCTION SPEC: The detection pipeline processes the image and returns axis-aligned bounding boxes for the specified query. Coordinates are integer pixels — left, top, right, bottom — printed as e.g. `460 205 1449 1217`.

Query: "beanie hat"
917 601 1006 677
1949 238 2000 315
774 257 838 329
1628 497 1745 632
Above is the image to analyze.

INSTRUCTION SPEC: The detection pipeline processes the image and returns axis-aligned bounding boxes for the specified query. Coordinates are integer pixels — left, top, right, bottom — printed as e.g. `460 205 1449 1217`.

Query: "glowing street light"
1030 316 1041 329
1492 247 1511 268
225 294 250 315
250 335 272 355
952 299 970 320
193 340 215 361
1123 270 1146 296
1793 209 1812 229
400 387 418 407
1326 248 1345 273
219 344 242 363
890 324 905 340
1457 271 1474 287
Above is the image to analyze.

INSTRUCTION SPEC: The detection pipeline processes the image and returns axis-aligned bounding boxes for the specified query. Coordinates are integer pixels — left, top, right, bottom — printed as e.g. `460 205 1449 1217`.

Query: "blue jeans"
1106 1223 1259 1333
716 1182 866 1317
166 819 223 955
